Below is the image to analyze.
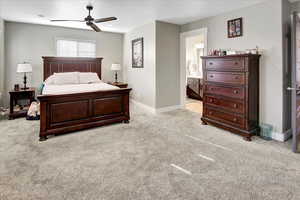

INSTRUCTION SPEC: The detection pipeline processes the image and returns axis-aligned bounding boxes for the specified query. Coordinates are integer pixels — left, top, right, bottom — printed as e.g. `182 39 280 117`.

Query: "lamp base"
114 71 118 83
23 73 28 90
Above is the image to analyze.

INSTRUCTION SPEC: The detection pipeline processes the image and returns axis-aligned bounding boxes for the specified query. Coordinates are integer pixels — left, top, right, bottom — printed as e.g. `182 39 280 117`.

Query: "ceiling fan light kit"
51 5 117 32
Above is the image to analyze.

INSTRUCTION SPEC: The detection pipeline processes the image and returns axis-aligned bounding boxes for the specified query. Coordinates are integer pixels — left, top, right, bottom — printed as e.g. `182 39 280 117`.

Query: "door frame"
291 12 299 153
180 28 208 106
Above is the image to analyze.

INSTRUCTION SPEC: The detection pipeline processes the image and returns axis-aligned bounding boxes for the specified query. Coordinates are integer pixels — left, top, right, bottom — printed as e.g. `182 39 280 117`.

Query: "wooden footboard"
37 88 131 141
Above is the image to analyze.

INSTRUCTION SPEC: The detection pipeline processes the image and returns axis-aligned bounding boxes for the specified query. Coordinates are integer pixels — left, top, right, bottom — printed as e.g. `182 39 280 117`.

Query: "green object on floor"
0 108 8 120
260 123 273 140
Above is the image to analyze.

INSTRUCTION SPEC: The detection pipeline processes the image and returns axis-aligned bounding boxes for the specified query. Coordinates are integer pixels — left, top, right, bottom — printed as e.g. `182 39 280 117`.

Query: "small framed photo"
228 18 243 38
132 37 144 68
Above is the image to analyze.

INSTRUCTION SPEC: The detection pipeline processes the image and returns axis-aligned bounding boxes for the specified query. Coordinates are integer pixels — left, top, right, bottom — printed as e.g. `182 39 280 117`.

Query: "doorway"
180 28 208 114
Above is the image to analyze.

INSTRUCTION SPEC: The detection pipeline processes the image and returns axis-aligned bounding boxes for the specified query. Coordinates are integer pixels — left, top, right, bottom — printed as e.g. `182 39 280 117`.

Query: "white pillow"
54 72 80 85
79 72 102 84
44 74 56 85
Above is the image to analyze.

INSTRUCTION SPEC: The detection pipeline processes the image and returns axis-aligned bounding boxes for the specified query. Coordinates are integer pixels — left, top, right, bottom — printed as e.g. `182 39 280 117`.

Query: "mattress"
42 83 120 95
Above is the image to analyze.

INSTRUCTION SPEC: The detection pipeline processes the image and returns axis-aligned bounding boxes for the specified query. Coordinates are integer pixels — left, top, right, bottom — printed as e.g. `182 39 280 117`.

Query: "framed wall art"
228 17 243 38
132 37 144 68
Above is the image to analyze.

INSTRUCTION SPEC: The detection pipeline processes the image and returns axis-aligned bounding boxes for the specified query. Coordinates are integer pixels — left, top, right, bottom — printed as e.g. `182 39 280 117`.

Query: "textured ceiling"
0 0 281 33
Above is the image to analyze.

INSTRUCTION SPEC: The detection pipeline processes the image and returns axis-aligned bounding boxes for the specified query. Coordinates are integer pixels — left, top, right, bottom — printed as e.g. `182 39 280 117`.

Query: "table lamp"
17 63 32 90
111 63 121 83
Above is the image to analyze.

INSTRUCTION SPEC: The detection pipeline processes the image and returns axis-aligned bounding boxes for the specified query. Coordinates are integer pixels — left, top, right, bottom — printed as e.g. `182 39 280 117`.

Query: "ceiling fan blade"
94 17 117 23
89 23 101 32
51 20 85 22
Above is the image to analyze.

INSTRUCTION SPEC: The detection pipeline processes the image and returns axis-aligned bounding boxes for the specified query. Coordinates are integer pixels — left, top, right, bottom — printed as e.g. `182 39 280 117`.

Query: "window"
56 39 96 57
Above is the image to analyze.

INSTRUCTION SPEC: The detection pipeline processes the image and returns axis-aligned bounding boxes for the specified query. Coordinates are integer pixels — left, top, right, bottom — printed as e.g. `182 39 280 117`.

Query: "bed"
37 57 131 141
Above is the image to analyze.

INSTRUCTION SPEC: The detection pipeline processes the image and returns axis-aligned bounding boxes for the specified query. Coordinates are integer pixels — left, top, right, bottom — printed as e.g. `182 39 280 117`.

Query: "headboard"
42 57 103 80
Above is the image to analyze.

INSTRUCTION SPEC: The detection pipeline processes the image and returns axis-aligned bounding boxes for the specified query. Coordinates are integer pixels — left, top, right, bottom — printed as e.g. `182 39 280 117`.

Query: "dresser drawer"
204 95 245 114
205 84 245 99
204 107 245 129
205 58 244 71
206 72 245 85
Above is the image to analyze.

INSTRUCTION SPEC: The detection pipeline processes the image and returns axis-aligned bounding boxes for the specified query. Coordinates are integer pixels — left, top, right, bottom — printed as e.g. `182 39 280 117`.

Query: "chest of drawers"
201 54 261 141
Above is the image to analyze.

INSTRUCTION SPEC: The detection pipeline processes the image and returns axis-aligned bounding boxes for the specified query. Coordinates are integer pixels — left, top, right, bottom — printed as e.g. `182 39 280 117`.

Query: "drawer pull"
209 111 213 115
233 118 237 122
210 75 214 78
235 76 239 80
234 62 239 65
233 103 238 108
209 99 213 103
233 90 239 94
209 62 213 65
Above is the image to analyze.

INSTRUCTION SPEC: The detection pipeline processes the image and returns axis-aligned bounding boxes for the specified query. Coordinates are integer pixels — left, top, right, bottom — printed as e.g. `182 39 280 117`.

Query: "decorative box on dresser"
201 54 261 141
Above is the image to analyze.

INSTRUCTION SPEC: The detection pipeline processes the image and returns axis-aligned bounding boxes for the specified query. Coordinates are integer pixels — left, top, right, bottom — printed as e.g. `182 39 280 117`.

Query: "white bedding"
42 83 119 95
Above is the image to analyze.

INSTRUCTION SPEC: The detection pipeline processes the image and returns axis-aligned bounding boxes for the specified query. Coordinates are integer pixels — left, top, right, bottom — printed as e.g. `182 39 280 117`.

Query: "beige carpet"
0 104 299 200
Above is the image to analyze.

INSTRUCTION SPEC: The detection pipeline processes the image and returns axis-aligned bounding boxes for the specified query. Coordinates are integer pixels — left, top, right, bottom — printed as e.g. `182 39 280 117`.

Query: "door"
290 12 300 153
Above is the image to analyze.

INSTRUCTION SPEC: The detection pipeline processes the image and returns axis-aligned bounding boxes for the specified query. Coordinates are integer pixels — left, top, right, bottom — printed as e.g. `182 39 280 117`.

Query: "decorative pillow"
79 72 102 84
44 74 56 85
54 72 80 85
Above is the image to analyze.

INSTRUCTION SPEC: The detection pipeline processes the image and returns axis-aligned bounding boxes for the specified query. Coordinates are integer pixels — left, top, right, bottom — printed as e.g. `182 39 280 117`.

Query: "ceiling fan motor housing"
85 16 94 22
86 5 93 11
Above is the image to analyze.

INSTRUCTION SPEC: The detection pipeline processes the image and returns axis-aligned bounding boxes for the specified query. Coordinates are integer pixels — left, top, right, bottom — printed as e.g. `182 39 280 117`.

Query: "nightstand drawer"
12 91 35 99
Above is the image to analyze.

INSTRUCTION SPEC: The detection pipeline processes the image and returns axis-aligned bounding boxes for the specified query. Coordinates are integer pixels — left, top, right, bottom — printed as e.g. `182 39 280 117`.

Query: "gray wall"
4 22 123 105
123 22 156 108
181 0 284 133
0 18 4 106
123 21 181 109
156 21 180 108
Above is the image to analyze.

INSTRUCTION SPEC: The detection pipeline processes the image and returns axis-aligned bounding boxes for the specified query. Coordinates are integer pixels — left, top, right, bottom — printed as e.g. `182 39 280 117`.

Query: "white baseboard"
130 99 156 114
156 105 183 113
130 99 182 114
271 129 292 142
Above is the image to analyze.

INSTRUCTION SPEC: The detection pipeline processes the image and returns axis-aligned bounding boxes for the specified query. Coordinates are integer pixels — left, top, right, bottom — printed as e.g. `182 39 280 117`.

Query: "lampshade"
111 63 121 71
17 63 32 73
195 43 204 49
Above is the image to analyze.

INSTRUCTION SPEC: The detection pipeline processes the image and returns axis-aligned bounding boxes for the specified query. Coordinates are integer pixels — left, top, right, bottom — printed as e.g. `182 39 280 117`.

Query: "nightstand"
9 88 35 120
107 82 128 88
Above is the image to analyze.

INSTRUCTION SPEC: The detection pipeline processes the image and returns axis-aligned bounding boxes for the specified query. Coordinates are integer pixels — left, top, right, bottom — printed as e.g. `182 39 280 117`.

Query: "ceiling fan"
50 5 117 32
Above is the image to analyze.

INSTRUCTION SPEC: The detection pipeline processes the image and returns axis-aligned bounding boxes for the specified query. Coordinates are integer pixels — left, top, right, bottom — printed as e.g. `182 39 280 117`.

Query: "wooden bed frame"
37 57 131 141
